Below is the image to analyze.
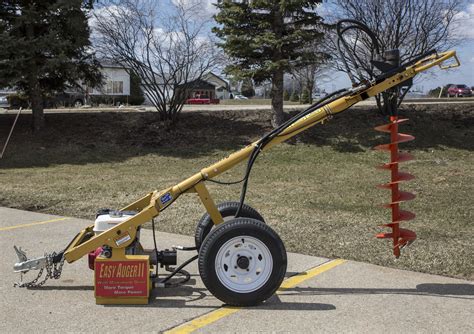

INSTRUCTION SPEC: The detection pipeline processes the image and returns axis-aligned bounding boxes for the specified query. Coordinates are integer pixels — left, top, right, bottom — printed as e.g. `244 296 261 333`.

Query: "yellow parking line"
278 258 346 291
165 259 346 334
0 217 69 231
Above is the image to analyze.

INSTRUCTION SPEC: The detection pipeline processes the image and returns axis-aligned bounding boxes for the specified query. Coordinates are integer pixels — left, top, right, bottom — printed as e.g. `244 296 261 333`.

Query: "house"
1 61 131 107
176 79 217 101
142 71 232 105
177 72 231 101
84 60 130 98
203 72 231 99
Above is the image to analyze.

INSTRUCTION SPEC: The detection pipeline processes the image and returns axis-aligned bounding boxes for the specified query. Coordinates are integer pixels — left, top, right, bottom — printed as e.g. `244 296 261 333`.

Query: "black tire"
199 218 287 306
194 201 264 249
73 99 83 108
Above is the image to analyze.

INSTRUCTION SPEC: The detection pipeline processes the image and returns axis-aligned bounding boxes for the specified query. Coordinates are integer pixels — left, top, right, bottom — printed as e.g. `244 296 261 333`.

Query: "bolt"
249 257 252 260
234 266 237 269
246 269 249 272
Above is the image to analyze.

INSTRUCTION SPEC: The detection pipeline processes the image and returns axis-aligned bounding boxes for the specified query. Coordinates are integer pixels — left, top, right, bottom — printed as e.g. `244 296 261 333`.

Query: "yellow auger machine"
13 20 460 306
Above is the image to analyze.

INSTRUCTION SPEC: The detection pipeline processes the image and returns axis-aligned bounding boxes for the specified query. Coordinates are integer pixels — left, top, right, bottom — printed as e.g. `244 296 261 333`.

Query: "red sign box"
95 260 148 298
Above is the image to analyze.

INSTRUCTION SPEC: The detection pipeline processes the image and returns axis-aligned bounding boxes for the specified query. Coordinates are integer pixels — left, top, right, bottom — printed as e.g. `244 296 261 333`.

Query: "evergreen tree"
129 72 145 105
214 0 328 126
0 0 102 131
283 90 290 101
290 91 299 102
241 78 255 98
300 88 310 104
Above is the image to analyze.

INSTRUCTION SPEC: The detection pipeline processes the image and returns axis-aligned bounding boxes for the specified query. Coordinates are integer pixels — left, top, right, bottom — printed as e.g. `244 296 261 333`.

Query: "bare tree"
292 62 331 103
93 0 218 122
327 0 464 114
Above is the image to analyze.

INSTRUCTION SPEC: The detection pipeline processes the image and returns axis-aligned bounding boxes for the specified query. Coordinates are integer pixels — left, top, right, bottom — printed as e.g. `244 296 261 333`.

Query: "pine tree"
0 0 102 131
290 91 299 102
300 88 310 104
241 78 255 98
213 0 328 127
129 73 145 106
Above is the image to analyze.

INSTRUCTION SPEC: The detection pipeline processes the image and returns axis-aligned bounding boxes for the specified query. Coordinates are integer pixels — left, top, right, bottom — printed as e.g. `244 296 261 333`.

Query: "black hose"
335 20 381 84
162 268 191 288
151 218 159 279
336 19 380 54
234 88 352 217
150 217 198 287
177 246 198 251
159 254 198 284
214 20 396 219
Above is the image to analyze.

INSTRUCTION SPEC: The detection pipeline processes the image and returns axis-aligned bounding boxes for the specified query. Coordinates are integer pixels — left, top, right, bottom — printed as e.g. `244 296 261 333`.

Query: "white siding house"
203 72 231 99
1 61 131 108
87 62 130 96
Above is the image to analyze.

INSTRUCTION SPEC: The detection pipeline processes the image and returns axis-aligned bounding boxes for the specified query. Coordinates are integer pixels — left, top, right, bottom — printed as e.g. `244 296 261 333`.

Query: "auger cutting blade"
377 172 415 188
374 119 409 133
377 152 414 169
374 134 415 151
374 117 417 257
376 228 417 241
381 210 416 226
382 191 416 207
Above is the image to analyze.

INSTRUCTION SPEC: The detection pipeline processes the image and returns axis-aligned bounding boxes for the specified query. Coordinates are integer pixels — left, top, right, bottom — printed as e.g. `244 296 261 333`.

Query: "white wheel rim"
215 235 273 293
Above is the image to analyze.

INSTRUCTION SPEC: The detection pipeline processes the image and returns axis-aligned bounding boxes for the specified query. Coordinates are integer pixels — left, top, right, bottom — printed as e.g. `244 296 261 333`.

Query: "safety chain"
14 252 65 288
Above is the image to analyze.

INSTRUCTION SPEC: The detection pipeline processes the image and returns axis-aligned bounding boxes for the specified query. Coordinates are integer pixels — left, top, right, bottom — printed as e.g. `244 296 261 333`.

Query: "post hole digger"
12 20 460 306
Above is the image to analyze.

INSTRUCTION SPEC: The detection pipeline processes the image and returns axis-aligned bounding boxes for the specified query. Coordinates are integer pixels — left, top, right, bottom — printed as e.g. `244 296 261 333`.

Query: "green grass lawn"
1 104 472 279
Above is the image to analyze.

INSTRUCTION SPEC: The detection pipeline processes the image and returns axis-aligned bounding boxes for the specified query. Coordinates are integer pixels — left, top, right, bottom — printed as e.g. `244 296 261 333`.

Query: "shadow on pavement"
29 282 472 310
282 283 474 301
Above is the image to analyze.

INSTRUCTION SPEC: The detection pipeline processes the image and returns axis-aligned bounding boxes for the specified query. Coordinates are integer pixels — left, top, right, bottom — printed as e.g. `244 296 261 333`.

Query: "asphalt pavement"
0 207 472 333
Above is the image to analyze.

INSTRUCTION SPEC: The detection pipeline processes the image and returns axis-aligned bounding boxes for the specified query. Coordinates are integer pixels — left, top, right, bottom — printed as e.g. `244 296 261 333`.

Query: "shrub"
129 73 145 105
7 93 29 109
300 89 310 104
241 78 255 98
290 91 299 102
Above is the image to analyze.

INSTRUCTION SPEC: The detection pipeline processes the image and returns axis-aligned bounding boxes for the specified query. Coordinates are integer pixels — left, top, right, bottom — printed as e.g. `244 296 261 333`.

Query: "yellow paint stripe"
165 259 346 334
166 307 241 334
0 217 69 231
278 258 346 291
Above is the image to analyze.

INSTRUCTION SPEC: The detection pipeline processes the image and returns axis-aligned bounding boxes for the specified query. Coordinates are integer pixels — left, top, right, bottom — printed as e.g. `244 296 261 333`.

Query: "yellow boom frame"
63 50 459 264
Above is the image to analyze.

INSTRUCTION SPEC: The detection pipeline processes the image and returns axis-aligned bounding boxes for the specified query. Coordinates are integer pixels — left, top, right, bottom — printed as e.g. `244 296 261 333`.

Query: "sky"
94 0 474 93
315 1 474 92
199 0 474 92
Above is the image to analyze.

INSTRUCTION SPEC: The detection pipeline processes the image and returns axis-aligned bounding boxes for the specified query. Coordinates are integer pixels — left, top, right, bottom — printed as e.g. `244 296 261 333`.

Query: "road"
1 97 474 114
0 207 472 333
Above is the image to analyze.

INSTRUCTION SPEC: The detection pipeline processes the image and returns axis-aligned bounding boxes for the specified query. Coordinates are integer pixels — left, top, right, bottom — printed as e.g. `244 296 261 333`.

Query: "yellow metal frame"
63 50 459 264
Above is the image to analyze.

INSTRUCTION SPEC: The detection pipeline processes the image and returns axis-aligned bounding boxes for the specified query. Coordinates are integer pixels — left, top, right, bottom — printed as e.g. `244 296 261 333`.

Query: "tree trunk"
26 16 44 132
271 69 285 127
270 3 285 128
306 79 314 104
28 63 44 131
30 86 44 132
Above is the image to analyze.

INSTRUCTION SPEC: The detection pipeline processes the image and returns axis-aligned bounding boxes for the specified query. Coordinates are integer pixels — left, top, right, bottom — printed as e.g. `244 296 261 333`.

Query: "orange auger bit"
374 116 417 257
